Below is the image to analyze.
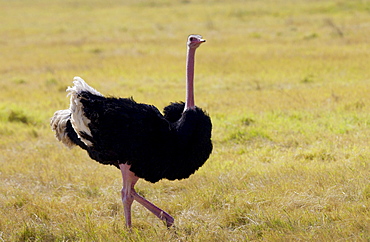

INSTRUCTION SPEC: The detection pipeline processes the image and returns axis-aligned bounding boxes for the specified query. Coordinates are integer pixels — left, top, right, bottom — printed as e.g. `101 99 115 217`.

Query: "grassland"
1 0 369 241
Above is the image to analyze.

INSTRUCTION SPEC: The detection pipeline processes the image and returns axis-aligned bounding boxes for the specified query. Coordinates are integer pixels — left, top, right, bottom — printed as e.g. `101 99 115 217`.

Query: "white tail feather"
67 76 103 97
67 77 103 147
50 109 75 148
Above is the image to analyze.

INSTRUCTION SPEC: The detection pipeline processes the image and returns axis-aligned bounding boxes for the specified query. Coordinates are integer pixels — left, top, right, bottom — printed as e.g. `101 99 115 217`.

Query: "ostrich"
50 35 212 228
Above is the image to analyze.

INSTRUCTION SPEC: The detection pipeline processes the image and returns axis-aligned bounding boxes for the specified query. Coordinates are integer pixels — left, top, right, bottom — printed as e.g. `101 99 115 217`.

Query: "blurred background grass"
0 0 369 241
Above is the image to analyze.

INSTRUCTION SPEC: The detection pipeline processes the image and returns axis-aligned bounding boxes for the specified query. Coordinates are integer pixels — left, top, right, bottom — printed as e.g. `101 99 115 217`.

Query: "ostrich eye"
189 37 195 41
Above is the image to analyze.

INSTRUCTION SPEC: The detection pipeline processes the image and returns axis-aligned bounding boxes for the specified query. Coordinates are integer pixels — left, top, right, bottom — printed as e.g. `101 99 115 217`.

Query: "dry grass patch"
0 0 369 241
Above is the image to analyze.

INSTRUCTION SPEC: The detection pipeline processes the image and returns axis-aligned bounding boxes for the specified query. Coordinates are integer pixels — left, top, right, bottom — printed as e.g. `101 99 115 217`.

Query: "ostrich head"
187 34 206 49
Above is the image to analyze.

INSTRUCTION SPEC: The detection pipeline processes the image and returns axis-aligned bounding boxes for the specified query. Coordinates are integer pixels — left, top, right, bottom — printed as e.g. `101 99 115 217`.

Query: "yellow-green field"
1 0 369 241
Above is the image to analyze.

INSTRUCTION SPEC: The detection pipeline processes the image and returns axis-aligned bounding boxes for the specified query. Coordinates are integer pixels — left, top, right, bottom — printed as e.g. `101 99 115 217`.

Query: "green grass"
1 0 370 241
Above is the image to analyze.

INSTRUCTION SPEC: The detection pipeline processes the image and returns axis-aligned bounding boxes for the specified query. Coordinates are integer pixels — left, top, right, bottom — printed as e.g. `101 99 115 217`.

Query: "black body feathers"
66 92 212 183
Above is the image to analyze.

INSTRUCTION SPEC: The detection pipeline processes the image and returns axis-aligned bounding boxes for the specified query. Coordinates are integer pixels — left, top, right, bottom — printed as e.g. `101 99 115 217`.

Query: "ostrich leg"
119 164 174 228
120 163 139 228
132 191 174 227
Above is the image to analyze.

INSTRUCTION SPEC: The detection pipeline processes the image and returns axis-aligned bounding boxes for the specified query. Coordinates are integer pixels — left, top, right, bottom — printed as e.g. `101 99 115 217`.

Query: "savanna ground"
1 0 370 241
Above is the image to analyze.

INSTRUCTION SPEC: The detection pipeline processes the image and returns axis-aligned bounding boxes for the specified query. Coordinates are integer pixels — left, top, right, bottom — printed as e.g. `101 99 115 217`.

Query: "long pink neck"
184 47 196 111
